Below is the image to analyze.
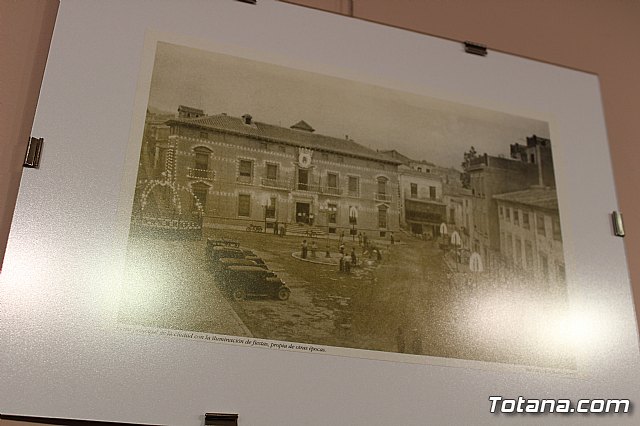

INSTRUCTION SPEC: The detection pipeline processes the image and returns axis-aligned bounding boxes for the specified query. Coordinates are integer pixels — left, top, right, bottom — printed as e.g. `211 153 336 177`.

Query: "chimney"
242 114 253 125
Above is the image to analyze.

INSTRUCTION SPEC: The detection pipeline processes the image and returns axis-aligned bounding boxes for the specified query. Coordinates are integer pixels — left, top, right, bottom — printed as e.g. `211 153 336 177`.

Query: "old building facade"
494 188 564 288
135 107 401 237
464 135 555 269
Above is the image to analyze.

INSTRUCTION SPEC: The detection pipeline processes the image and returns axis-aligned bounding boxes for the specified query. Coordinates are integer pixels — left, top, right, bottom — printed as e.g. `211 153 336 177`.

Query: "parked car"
244 255 267 267
205 238 240 258
207 246 245 262
211 257 259 273
224 265 290 301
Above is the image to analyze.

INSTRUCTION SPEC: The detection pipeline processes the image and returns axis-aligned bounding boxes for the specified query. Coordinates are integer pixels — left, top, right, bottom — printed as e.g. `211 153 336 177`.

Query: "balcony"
374 192 392 202
187 167 215 181
295 183 320 192
320 186 343 196
261 178 291 190
236 175 253 184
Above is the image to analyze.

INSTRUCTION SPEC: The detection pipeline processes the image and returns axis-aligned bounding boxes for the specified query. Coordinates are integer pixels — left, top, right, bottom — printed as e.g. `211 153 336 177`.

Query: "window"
506 208 511 223
297 168 309 190
429 186 436 199
552 216 562 241
536 214 546 236
194 147 212 170
499 206 503 218
199 131 208 139
265 196 276 219
505 233 512 258
513 209 520 226
239 160 253 177
192 183 209 211
266 163 278 180
410 183 418 198
321 152 329 160
348 176 359 196
522 212 530 230
514 237 522 267
540 253 549 280
525 241 533 269
378 205 388 228
327 173 338 188
278 145 286 153
377 176 388 195
328 203 337 224
337 156 344 163
238 194 251 217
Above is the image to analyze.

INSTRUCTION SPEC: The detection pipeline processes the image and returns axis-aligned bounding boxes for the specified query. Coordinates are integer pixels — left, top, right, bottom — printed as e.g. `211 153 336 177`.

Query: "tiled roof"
493 187 558 211
166 114 402 165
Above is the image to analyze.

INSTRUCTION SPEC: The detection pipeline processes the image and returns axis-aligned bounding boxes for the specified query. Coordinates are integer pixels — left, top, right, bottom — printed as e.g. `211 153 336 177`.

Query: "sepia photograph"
118 40 571 369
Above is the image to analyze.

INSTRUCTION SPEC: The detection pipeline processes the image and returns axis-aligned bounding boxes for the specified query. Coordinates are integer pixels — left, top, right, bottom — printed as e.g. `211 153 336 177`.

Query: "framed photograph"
1 1 638 425
119 36 570 370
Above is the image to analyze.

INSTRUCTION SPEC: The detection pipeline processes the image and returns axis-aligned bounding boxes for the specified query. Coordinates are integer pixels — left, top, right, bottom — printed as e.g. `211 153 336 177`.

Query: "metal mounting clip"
23 136 44 168
612 211 625 237
205 413 239 425
464 41 487 56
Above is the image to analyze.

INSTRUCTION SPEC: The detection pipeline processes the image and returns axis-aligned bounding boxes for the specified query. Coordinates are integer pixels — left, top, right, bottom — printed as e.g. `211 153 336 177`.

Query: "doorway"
296 202 310 224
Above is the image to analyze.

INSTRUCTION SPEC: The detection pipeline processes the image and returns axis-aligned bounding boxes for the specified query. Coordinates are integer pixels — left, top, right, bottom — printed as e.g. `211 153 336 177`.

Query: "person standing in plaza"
301 239 308 259
310 241 317 258
350 247 357 266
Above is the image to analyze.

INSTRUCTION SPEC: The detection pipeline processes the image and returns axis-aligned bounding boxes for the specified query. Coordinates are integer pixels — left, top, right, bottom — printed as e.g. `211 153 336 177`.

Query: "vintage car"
207 246 245 262
244 255 267 267
205 238 240 258
223 265 290 301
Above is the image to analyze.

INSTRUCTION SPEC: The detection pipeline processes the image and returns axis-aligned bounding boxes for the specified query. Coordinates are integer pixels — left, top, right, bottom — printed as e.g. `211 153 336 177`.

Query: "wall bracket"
464 41 487 56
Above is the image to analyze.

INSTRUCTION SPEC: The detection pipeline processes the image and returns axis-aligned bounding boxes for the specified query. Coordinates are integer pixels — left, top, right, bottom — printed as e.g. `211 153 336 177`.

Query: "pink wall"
284 0 640 328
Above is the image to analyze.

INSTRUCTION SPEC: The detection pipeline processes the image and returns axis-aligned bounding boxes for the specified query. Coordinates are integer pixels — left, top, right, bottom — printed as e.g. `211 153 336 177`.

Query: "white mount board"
1 0 639 425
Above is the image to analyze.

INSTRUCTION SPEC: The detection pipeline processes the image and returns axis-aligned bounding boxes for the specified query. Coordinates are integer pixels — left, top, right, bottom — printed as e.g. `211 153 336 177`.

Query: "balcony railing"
187 167 215 181
295 183 321 192
261 178 291 190
374 192 392 202
320 186 343 196
236 175 253 184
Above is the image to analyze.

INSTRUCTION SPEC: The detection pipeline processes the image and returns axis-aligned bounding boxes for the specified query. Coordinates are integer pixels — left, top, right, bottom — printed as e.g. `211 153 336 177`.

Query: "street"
118 230 574 369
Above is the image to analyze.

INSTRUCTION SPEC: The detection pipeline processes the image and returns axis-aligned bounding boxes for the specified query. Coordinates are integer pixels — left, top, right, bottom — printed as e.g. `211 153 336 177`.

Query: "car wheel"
276 287 290 301
232 288 246 301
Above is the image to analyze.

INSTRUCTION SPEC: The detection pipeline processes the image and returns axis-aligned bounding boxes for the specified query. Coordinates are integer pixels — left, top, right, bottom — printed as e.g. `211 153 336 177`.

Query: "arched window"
349 206 358 225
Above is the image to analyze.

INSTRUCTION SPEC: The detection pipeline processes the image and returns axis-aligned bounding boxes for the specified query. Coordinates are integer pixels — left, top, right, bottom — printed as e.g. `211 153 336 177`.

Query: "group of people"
299 229 392 267
300 239 318 259
273 221 287 237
